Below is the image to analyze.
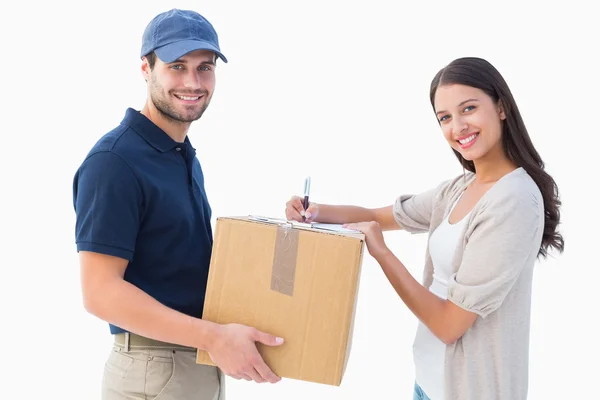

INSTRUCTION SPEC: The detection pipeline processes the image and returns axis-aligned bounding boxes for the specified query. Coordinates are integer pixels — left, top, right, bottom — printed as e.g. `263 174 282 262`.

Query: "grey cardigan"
393 167 544 400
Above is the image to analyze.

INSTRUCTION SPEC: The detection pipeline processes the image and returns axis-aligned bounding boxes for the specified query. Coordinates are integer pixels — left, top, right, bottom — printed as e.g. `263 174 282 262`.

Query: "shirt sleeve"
446 188 544 318
392 179 452 233
73 151 143 261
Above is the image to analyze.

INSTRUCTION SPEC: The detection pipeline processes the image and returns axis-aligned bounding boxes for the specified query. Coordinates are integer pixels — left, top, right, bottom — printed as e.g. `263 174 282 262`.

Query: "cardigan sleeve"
447 184 544 318
392 179 452 233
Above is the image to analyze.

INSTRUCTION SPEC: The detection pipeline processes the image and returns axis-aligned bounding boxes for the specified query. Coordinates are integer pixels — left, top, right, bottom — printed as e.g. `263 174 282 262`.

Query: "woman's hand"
285 195 319 222
343 221 391 260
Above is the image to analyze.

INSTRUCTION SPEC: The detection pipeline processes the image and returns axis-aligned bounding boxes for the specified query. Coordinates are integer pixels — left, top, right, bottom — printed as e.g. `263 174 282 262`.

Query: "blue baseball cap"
141 9 228 63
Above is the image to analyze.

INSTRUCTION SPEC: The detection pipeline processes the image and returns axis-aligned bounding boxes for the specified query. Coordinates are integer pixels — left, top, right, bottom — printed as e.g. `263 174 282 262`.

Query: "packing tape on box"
270 225 299 296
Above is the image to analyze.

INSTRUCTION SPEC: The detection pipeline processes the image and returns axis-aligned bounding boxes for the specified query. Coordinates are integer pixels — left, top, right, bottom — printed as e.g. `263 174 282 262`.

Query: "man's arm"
80 251 284 383
74 152 283 383
79 251 216 350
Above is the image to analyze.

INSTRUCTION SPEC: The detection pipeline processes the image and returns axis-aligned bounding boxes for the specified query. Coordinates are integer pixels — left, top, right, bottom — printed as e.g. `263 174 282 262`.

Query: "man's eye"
171 65 183 70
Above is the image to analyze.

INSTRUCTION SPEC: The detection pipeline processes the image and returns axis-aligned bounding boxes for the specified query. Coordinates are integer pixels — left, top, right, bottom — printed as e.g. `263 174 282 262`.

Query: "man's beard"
150 81 211 123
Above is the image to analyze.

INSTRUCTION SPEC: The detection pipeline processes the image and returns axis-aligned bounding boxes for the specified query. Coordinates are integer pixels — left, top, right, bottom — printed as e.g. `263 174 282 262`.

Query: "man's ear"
498 101 506 120
141 57 151 82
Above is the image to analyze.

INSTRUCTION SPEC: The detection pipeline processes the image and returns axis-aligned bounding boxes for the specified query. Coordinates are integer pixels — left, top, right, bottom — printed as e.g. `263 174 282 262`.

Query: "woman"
285 57 564 400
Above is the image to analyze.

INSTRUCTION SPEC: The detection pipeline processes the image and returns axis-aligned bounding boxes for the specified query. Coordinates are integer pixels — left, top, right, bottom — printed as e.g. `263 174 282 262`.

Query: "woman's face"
433 84 506 162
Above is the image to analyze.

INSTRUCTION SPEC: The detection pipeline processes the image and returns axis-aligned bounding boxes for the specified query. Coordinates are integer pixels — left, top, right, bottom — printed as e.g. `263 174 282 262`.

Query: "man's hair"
144 51 218 70
145 52 157 69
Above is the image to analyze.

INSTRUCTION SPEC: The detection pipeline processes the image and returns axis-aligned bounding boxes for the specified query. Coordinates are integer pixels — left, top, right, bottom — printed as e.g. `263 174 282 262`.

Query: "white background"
1 1 598 399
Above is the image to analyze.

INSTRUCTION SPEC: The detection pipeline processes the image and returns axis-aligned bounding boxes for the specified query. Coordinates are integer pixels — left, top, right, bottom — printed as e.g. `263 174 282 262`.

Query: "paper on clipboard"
310 223 361 233
247 215 360 233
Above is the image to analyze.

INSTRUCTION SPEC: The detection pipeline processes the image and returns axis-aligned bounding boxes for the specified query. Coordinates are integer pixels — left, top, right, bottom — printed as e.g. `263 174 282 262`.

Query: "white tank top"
413 194 470 400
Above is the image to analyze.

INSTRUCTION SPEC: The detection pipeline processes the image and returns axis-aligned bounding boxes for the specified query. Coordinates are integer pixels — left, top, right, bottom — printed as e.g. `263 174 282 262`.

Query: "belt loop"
124 332 130 352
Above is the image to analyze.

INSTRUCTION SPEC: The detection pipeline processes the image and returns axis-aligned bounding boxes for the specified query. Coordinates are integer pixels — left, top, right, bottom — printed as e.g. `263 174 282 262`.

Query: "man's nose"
183 70 203 91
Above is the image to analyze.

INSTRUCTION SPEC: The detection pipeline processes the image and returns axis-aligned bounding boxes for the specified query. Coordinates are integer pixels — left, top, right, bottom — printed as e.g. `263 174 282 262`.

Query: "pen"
303 176 311 222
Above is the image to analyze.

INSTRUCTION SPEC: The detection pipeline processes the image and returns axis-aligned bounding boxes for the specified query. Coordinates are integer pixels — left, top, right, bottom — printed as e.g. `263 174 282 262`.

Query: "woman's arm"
344 221 477 344
345 177 544 344
285 197 401 231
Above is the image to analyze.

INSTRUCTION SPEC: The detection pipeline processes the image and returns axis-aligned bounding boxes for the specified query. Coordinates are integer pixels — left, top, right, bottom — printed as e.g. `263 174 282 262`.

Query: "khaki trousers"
101 333 225 400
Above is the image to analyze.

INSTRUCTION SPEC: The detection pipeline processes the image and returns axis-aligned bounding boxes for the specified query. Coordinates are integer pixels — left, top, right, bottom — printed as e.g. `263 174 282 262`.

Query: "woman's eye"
464 105 475 112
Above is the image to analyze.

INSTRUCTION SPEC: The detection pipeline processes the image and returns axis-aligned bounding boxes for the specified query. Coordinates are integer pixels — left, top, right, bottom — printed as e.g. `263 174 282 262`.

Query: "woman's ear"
498 101 506 120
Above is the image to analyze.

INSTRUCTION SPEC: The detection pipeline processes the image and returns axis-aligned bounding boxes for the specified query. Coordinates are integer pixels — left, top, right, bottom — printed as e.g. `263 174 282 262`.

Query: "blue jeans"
413 382 432 400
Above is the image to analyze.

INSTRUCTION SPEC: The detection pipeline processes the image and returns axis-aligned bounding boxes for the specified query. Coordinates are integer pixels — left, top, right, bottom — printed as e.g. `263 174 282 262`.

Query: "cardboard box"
196 216 365 386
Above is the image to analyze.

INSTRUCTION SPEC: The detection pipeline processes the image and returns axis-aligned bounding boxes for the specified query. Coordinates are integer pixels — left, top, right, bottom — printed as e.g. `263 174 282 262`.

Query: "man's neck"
141 101 190 143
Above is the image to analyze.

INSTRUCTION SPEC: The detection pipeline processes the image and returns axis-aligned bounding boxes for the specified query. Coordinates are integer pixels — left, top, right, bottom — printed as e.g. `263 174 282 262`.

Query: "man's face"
144 50 216 123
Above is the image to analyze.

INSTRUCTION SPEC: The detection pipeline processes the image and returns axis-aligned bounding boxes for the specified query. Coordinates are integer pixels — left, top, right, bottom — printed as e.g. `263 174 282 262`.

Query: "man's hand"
285 195 319 222
207 323 284 383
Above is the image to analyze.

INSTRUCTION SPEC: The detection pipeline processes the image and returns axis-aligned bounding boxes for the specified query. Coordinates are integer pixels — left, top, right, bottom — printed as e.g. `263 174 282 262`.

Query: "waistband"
114 332 196 352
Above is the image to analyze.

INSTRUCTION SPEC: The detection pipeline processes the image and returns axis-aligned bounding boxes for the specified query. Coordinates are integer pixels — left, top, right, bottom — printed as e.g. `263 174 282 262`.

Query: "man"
73 9 284 399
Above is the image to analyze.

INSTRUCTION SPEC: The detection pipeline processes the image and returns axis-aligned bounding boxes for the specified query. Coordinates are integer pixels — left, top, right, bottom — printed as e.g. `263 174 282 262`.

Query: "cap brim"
154 39 228 63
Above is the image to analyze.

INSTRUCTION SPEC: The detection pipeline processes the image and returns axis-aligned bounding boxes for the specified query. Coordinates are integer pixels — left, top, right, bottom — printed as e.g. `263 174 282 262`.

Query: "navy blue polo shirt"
73 108 213 334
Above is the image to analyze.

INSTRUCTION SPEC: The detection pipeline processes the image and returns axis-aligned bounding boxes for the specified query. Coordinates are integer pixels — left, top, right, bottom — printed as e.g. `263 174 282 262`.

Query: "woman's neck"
472 148 519 184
